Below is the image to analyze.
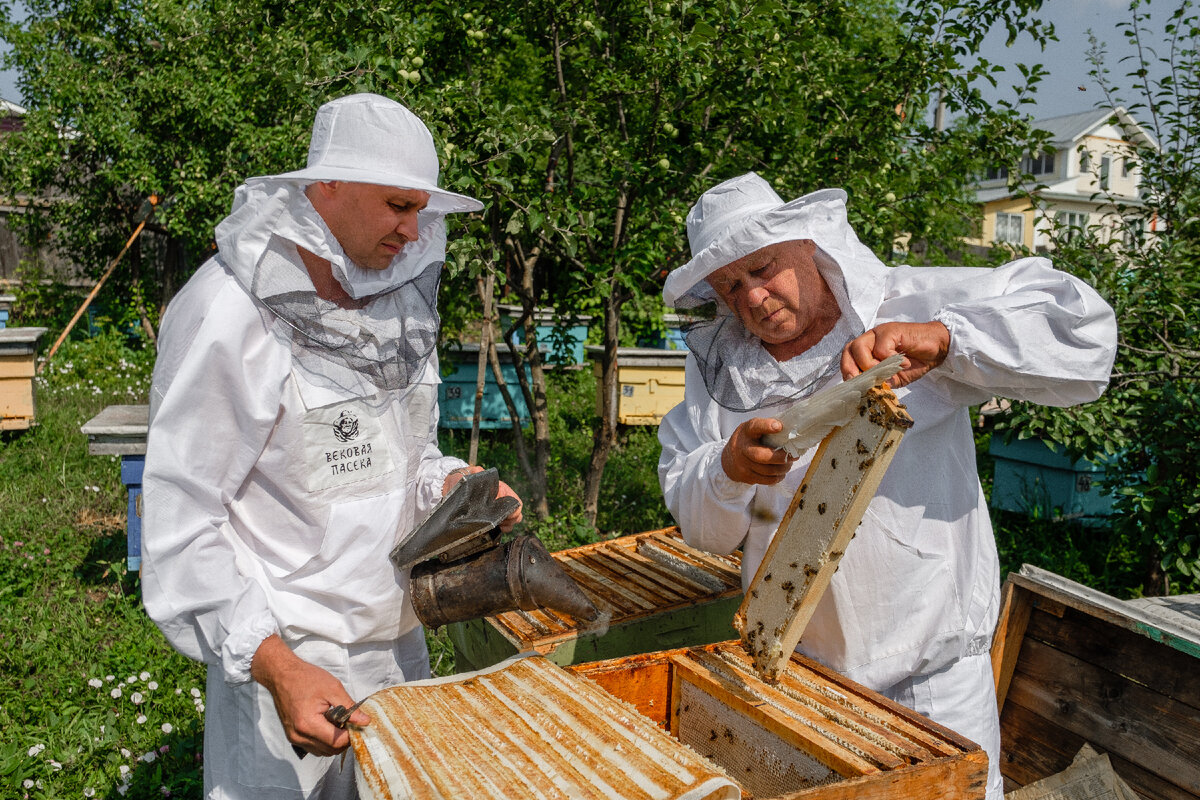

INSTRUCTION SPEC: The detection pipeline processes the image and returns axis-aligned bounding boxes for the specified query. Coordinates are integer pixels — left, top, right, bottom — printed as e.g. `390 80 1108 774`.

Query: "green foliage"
999 0 1200 594
437 366 674 537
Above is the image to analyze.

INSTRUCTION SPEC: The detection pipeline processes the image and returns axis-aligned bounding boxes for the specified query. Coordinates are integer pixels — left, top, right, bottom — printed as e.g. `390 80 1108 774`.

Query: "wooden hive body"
0 327 47 430
991 565 1200 800
449 527 743 670
571 642 987 799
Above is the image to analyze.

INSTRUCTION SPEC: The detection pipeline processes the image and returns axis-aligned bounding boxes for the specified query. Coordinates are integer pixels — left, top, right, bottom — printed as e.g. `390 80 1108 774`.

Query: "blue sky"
0 0 1175 120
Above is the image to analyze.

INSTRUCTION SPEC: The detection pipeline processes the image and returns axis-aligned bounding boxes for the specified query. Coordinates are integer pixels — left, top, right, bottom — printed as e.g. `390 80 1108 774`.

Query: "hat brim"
268 165 483 214
663 188 848 306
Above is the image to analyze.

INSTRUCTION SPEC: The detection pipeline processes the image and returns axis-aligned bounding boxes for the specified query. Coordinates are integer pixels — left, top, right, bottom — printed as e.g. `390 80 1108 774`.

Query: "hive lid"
737 384 913 681
350 654 740 800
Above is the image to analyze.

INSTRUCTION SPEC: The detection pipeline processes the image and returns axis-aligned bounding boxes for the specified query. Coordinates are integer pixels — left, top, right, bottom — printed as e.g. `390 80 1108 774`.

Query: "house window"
1056 211 1089 242
1021 150 1056 176
1079 148 1091 172
1122 157 1132 177
985 166 1009 181
1100 156 1112 190
995 213 1024 245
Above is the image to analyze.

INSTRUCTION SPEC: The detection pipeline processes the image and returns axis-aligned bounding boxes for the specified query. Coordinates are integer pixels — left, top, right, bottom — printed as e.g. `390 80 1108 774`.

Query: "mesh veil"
252 239 441 394
215 179 450 395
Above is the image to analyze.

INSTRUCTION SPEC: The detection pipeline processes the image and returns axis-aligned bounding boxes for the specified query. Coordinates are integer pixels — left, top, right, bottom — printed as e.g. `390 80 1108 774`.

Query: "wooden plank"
998 696 1084 788
1023 601 1200 709
999 694 1195 800
778 753 988 800
680 649 911 771
1013 565 1200 659
670 652 881 777
736 385 914 682
992 577 1035 712
0 377 34 417
0 354 34 378
573 549 692 604
1005 637 1200 795
568 654 675 728
783 650 974 758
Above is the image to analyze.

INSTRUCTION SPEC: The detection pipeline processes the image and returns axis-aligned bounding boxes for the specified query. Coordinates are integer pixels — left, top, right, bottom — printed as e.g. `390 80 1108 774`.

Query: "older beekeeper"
658 173 1117 800
141 93 521 799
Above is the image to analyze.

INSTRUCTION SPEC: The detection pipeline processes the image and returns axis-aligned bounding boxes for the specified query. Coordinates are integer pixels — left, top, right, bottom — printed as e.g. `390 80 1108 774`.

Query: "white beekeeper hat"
271 93 482 215
662 172 850 307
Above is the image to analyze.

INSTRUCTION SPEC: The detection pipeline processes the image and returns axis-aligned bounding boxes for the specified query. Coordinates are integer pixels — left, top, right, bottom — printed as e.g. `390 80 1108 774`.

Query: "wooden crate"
448 527 743 670
569 642 987 799
991 565 1200 800
0 327 47 430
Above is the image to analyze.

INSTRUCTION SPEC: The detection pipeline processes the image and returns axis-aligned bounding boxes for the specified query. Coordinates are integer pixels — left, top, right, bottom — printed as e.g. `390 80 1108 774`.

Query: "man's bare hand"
722 417 797 485
841 321 950 388
250 635 369 758
442 465 524 532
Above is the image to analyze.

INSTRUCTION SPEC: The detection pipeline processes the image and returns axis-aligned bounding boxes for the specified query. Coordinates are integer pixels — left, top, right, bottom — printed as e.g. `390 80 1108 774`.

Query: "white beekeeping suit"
141 94 483 799
658 173 1117 800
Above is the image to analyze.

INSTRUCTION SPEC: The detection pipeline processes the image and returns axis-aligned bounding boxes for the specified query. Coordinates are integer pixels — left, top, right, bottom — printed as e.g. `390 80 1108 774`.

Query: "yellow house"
969 107 1160 252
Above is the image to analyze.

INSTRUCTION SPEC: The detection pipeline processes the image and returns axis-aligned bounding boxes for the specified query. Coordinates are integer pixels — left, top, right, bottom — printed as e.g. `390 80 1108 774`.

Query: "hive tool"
391 468 600 629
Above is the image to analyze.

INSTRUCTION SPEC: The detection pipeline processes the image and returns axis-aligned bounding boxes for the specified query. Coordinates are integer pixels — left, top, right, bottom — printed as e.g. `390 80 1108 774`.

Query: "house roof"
1 98 25 116
1034 106 1158 151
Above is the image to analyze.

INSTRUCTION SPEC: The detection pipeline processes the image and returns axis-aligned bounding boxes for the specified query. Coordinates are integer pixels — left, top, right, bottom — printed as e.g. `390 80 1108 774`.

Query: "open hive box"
352 384 988 799
990 564 1200 800
449 526 743 670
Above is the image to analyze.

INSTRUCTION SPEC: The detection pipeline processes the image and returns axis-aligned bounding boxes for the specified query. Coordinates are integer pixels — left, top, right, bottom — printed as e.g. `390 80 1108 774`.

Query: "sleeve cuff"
708 447 757 504
221 613 280 685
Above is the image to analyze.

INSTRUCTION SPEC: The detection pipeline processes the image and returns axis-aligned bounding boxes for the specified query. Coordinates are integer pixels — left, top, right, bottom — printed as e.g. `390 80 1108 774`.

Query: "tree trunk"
582 291 623 527
469 271 495 466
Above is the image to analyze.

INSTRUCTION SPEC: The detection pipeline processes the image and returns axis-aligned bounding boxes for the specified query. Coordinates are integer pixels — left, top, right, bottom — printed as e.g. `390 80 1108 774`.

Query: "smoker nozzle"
410 534 600 629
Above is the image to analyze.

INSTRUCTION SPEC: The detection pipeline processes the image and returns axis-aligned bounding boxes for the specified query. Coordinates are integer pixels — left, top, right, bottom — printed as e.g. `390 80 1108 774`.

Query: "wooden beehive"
80 404 150 571
350 383 989 798
570 643 987 799
0 327 47 430
589 346 688 425
990 564 1200 799
448 527 743 670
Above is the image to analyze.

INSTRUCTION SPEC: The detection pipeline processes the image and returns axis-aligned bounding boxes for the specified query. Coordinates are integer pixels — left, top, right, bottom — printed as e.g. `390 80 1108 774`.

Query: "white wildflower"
84 788 96 797
27 743 45 757
22 779 33 789
136 715 147 724
147 681 158 691
140 750 157 763
161 723 173 734
110 687 122 699
139 671 151 681
88 678 102 689
189 688 201 698
130 692 144 704
119 765 131 776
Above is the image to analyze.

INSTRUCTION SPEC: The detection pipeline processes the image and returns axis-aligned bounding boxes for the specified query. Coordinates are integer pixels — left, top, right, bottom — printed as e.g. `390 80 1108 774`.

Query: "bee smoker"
390 469 600 629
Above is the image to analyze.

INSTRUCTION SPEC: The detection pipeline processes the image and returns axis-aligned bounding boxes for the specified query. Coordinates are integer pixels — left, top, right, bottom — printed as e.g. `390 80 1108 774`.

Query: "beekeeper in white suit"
658 173 1116 800
142 93 521 799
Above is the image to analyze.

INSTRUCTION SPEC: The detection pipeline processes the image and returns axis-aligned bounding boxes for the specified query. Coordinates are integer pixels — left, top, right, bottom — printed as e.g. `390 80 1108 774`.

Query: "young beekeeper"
657 173 1117 800
141 93 521 799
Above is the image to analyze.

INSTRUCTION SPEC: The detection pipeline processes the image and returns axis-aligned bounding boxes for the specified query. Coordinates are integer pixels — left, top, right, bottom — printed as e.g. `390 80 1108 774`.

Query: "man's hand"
442 466 524 532
841 321 950 388
722 418 797 485
250 634 370 758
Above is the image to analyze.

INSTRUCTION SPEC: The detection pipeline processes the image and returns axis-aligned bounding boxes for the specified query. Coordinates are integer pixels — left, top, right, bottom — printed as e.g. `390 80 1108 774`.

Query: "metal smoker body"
391 469 599 628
